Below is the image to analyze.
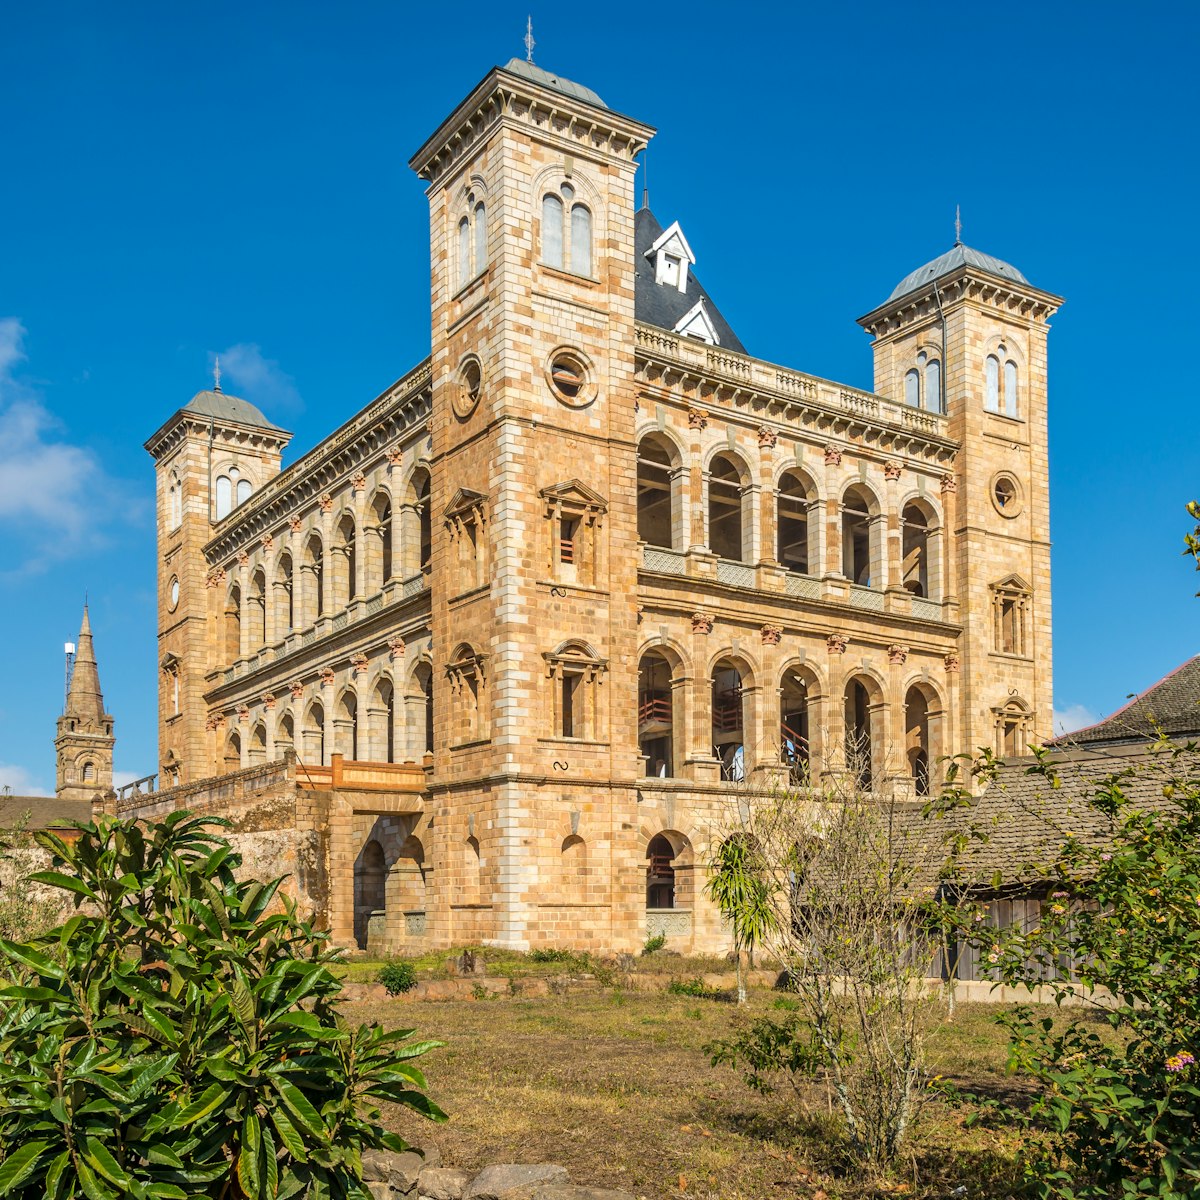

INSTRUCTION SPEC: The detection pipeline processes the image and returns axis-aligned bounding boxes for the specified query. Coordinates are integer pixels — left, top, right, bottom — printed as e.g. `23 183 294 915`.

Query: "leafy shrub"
378 959 419 995
708 1010 827 1095
527 947 575 963
970 743 1200 1197
0 812 446 1198
642 933 666 955
667 976 720 999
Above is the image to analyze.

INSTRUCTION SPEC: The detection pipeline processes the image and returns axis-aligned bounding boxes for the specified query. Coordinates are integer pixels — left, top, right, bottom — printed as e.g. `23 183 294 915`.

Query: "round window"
453 355 483 419
169 576 180 610
991 473 1023 518
545 349 595 408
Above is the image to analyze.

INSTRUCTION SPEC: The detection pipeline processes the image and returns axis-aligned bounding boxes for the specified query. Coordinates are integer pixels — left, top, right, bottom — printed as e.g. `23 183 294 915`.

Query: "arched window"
248 569 266 648
637 435 679 549
638 651 676 778
457 217 471 288
82 761 95 783
1004 359 1018 417
777 469 814 574
542 193 564 269
708 453 747 562
712 659 747 781
304 534 324 621
542 183 592 276
224 730 241 772
237 479 251 506
780 670 811 784
844 676 877 791
905 685 934 797
249 722 268 764
374 494 393 586
223 585 241 662
404 469 432 575
338 689 358 760
215 474 232 520
354 839 386 950
276 553 294 633
474 202 487 273
925 359 942 413
841 485 878 587
336 514 357 606
303 700 325 765
646 833 677 909
570 204 592 276
985 355 1000 413
374 676 395 763
901 502 933 598
904 368 920 407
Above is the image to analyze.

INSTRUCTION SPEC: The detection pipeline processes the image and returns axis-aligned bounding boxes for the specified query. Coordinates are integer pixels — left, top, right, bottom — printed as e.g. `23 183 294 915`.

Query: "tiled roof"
1056 655 1200 746
885 242 1030 305
634 208 746 353
500 59 607 110
0 795 93 831
182 389 287 433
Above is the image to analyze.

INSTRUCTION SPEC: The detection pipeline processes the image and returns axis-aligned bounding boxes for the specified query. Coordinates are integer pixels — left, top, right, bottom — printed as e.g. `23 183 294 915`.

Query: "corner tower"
409 61 654 948
858 238 1063 757
144 384 291 784
55 606 115 802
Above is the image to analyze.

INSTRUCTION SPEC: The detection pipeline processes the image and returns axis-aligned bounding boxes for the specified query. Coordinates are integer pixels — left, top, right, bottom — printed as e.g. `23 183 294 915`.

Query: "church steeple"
55 604 115 802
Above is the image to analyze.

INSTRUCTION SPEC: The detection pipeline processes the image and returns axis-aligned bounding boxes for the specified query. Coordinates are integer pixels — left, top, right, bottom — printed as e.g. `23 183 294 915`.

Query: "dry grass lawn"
348 980 1045 1200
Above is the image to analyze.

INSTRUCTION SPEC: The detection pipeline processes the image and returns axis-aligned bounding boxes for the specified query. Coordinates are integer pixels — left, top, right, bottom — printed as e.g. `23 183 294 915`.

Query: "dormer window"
673 298 720 345
645 220 696 294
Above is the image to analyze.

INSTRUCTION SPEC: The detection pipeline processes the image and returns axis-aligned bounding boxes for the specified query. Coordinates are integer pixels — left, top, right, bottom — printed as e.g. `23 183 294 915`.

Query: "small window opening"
560 515 579 563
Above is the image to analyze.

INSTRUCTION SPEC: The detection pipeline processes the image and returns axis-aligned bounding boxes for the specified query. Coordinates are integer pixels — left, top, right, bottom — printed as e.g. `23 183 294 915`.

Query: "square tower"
859 242 1063 755
409 61 654 949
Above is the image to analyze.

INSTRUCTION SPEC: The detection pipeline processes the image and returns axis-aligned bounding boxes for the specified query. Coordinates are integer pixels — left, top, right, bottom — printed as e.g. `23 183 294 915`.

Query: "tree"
704 833 775 1004
0 812 445 1199
706 761 974 1167
971 742 1200 1198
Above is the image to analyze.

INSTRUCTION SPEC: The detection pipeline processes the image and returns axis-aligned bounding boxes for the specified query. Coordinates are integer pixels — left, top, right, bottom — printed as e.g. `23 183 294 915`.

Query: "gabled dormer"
634 207 746 353
645 220 695 293
673 298 720 345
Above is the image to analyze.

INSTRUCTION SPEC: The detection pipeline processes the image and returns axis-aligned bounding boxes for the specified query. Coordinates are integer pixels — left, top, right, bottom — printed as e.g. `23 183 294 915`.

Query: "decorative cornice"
408 66 655 186
203 360 433 564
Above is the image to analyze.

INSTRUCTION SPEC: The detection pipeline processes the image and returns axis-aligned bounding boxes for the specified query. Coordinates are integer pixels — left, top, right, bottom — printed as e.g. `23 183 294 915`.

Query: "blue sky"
1 2 1197 793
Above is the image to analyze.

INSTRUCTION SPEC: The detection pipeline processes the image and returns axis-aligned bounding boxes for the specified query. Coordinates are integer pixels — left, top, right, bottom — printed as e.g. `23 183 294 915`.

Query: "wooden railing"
295 753 426 793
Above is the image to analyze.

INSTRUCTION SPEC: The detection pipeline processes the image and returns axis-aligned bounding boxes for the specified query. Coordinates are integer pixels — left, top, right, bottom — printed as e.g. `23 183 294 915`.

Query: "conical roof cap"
65 605 108 722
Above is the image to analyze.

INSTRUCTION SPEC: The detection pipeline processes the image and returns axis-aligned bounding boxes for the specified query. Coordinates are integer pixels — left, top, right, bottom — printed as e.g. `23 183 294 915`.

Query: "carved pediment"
538 479 608 514
992 573 1031 594
444 487 488 521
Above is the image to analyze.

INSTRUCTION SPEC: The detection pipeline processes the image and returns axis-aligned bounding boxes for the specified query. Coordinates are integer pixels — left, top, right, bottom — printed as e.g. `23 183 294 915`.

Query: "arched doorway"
353 839 386 950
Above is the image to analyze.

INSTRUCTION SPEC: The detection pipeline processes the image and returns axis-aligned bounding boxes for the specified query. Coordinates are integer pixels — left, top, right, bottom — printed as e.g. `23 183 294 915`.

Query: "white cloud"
215 343 302 415
0 318 125 576
1053 703 1100 735
0 762 51 797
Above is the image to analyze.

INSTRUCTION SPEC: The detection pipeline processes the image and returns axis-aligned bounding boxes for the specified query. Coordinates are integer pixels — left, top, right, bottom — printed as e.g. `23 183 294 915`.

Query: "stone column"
237 559 252 660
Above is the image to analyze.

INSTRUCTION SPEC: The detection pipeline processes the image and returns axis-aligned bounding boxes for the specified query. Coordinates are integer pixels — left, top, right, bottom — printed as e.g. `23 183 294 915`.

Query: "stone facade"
136 59 1061 955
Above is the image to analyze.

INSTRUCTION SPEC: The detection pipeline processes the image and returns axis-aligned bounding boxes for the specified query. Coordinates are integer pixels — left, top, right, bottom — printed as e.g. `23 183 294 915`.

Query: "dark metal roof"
1054 656 1200 747
886 242 1030 305
182 389 287 433
634 208 746 354
500 59 607 110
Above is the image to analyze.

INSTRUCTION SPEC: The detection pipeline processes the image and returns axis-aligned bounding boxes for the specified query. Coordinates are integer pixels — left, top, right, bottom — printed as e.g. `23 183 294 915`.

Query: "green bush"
971 743 1200 1197
527 947 575 963
641 933 666 955
667 976 720 999
0 812 445 1199
378 959 419 996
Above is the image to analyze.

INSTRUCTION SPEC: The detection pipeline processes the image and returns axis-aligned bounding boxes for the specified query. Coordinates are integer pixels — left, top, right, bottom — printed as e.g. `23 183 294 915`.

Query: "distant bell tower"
55 605 115 802
858 231 1063 757
144 378 291 784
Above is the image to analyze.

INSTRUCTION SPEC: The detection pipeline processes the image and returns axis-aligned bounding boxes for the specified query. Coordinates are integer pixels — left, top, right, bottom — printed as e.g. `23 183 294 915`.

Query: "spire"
524 15 535 63
65 604 106 723
954 204 962 246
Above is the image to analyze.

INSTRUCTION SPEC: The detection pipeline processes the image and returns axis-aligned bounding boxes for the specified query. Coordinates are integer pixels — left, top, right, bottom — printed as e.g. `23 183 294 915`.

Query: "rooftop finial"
641 150 649 211
213 354 222 393
954 204 962 246
524 15 535 63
